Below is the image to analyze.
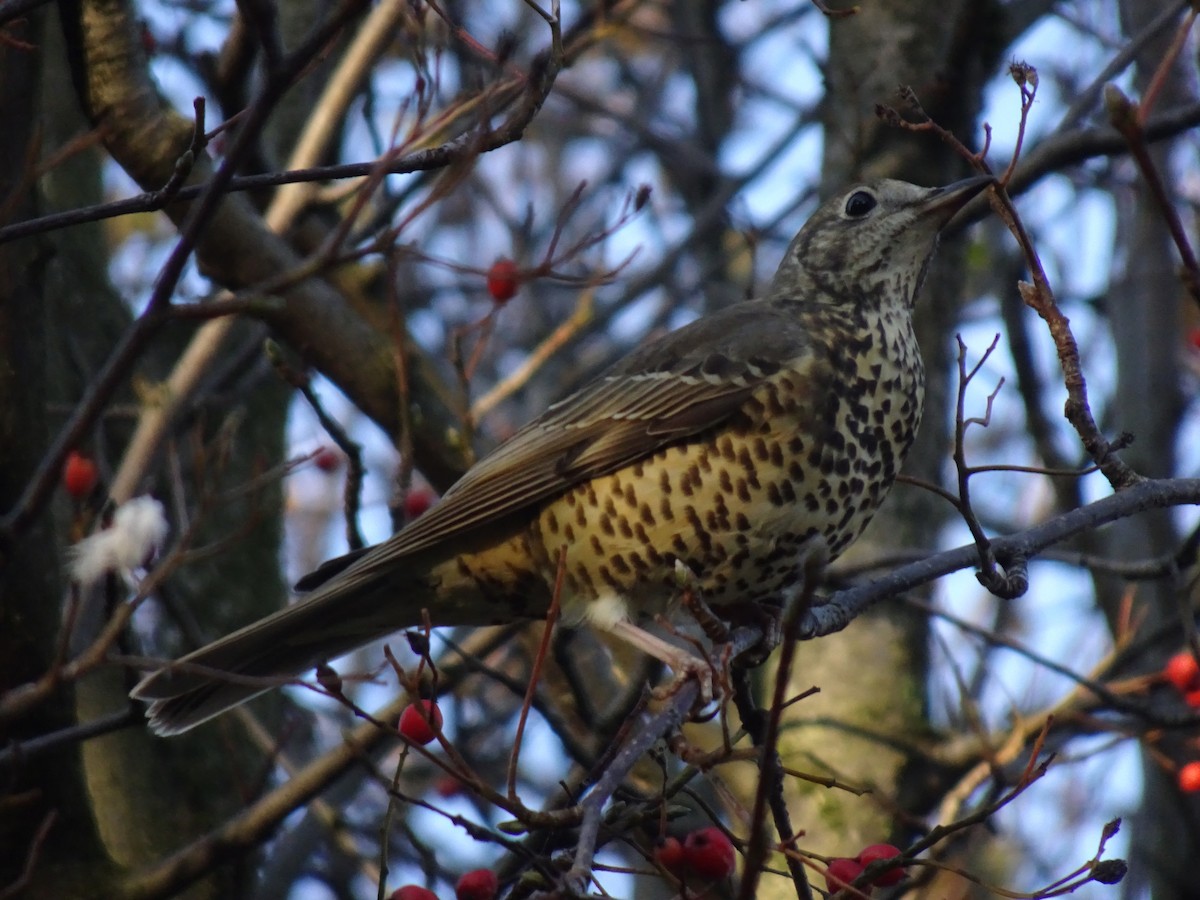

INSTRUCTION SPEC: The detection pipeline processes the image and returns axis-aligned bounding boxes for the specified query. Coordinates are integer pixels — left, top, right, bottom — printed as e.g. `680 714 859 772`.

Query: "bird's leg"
674 561 779 669
605 619 715 703
726 537 831 668
679 585 733 644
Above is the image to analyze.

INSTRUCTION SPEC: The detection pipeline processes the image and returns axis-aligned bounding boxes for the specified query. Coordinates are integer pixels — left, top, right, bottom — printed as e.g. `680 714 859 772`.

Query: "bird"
132 175 993 735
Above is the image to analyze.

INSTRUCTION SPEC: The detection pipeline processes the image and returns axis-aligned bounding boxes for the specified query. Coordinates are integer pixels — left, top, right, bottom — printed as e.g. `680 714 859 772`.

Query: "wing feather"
301 300 813 587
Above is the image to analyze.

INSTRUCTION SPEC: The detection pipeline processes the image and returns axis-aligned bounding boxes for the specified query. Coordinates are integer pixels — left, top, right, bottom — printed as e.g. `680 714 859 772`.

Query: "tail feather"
133 524 550 734
132 572 429 735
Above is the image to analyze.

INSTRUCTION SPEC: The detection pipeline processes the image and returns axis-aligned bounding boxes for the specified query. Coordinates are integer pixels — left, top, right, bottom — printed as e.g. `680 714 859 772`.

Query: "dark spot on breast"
684 506 712 551
598 564 621 589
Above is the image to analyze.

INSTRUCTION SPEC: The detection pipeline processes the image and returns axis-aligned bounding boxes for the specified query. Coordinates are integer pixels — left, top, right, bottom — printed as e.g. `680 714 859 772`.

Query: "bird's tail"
131 568 433 736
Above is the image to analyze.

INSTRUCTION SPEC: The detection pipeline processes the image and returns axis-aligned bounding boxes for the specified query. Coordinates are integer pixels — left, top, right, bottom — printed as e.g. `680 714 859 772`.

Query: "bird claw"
731 603 784 668
650 650 715 704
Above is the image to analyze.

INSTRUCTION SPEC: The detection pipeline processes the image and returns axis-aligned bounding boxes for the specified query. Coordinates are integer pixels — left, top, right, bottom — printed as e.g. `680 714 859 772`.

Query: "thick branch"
64 0 565 490
801 477 1200 637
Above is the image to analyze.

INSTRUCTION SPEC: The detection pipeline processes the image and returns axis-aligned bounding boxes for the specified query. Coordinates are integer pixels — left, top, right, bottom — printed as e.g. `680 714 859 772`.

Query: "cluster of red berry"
391 703 501 898
653 826 738 882
391 867 497 900
310 448 438 522
1164 651 1200 792
825 843 905 893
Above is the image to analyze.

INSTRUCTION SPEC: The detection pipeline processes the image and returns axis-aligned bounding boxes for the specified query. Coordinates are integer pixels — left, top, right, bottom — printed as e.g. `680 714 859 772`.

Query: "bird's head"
769 176 993 308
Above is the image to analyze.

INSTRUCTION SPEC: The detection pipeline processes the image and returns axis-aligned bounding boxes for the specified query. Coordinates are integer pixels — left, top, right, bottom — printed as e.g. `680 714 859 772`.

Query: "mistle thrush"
133 175 993 734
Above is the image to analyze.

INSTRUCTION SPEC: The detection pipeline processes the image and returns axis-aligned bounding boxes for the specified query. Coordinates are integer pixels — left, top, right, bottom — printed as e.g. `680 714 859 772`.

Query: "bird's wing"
299 300 811 587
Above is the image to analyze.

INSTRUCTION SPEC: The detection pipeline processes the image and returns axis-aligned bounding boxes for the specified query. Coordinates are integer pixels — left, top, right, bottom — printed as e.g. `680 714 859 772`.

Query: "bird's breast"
525 313 924 622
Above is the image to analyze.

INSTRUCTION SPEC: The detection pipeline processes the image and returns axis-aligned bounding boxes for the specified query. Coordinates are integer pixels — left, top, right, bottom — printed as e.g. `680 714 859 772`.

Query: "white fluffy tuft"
70 496 169 589
581 592 631 631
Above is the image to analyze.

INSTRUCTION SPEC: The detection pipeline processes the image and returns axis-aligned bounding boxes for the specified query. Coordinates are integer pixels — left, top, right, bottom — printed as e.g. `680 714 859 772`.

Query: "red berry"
1185 689 1200 709
404 488 435 520
140 22 157 54
1188 328 1200 351
398 700 442 745
858 842 904 886
486 258 520 304
683 826 736 881
313 447 341 472
434 774 464 798
825 857 863 892
1180 761 1200 792
455 868 498 900
1165 651 1200 693
653 835 688 878
391 886 438 900
63 451 99 499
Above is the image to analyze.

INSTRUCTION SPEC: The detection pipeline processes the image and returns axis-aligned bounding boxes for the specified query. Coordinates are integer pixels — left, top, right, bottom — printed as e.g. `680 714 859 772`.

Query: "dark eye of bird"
844 190 876 218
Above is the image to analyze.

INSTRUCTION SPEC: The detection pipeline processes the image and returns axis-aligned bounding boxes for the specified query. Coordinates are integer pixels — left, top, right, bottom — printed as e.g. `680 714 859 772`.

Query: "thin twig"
508 548 565 801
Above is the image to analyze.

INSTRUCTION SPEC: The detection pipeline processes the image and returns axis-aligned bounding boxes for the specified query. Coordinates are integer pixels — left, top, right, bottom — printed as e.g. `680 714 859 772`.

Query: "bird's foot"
650 649 716 705
606 619 717 704
722 602 784 668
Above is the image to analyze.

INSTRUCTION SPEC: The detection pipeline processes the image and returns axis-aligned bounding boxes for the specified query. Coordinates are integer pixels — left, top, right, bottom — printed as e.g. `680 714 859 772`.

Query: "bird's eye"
844 190 877 218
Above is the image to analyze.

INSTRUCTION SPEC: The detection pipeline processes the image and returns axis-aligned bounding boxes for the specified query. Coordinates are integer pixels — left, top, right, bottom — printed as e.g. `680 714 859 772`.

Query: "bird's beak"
925 174 995 226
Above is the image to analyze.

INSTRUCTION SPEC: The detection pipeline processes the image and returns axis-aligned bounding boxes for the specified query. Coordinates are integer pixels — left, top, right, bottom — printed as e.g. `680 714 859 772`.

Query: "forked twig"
877 74 1141 489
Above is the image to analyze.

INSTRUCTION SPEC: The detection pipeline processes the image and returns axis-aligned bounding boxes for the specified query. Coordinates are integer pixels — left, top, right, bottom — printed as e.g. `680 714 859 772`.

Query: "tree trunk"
754 0 1001 878
1110 2 1195 895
